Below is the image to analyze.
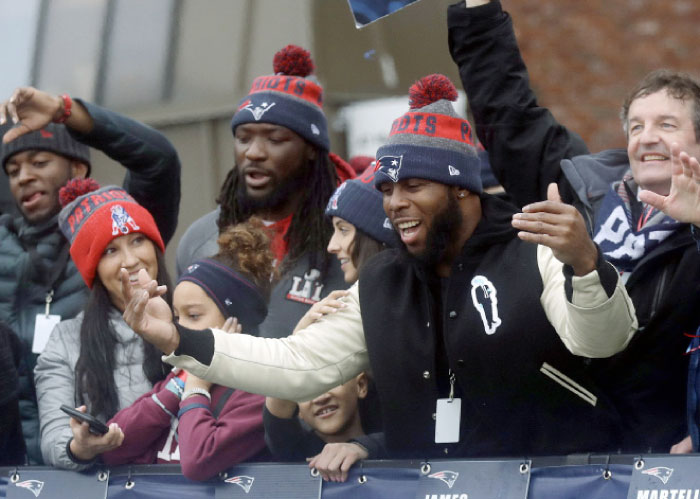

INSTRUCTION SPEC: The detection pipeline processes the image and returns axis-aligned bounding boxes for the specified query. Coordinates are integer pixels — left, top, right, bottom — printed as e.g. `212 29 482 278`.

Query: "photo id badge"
32 314 61 354
435 398 461 443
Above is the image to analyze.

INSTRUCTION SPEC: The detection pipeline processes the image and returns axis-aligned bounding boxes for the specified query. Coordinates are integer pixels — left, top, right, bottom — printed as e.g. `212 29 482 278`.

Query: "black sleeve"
174 323 214 365
68 100 182 245
262 404 324 461
447 0 589 207
349 432 388 459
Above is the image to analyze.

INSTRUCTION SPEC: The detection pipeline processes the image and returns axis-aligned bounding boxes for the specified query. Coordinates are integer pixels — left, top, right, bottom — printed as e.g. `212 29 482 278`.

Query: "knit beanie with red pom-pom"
57 179 164 288
230 45 329 151
374 74 481 193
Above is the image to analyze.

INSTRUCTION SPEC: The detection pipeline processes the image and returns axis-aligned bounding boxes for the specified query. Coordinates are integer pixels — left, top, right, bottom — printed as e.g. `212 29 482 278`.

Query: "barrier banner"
214 463 320 499
529 463 632 499
6 468 108 499
627 456 700 499
321 466 419 499
414 459 530 499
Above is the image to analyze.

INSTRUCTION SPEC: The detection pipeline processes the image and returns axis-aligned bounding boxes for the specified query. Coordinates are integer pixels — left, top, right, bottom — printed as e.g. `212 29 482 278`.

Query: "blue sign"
7 468 108 499
628 456 700 499
214 463 320 499
414 459 530 499
346 0 421 28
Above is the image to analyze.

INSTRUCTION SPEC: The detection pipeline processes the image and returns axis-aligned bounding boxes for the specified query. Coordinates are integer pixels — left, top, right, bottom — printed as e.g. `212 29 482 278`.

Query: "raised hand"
307 442 368 482
512 183 598 276
0 87 64 143
292 289 349 334
639 142 700 225
121 268 179 354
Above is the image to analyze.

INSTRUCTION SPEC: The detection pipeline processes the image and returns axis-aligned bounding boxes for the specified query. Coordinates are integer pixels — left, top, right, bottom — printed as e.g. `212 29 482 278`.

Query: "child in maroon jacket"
102 220 274 480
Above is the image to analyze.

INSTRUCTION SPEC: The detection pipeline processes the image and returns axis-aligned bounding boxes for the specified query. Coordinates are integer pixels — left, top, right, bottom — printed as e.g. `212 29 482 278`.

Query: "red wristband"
53 94 72 123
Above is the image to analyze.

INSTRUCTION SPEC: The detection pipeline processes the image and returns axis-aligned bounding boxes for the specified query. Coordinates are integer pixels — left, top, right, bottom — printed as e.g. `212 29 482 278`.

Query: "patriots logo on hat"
327 182 347 211
15 480 45 497
428 470 459 489
377 155 403 183
242 100 276 121
186 263 200 273
111 205 140 236
39 129 54 139
225 475 255 493
448 165 460 176
642 466 674 485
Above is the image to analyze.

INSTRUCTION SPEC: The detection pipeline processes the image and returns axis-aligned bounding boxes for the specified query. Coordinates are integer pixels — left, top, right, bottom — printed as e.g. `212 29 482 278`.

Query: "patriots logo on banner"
241 100 276 121
428 470 459 489
15 480 45 497
225 475 255 493
642 466 674 485
327 182 347 211
111 205 140 236
377 155 403 182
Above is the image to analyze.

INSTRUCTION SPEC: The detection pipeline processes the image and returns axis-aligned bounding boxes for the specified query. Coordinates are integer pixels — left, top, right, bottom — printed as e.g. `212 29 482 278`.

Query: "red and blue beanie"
57 179 164 288
374 74 481 193
230 45 329 151
325 164 399 248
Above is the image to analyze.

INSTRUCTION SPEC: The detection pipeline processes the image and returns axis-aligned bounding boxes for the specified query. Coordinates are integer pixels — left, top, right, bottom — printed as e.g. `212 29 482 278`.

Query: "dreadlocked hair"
216 152 338 275
214 217 277 301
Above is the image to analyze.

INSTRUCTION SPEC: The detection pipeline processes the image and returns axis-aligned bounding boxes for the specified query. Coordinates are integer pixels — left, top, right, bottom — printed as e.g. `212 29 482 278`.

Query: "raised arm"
447 0 588 206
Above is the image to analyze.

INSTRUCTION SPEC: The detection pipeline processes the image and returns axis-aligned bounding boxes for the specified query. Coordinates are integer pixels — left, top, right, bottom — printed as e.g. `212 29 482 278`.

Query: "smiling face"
327 216 358 283
96 233 158 311
627 90 700 195
5 150 87 224
173 281 226 330
233 123 315 219
297 373 368 443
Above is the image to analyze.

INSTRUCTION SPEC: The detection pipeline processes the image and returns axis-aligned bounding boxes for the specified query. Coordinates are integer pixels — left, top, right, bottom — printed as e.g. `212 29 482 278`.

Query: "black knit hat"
1 123 91 175
326 164 399 247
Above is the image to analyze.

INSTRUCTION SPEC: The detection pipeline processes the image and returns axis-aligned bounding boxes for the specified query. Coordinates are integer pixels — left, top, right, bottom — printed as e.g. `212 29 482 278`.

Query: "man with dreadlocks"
176 45 354 339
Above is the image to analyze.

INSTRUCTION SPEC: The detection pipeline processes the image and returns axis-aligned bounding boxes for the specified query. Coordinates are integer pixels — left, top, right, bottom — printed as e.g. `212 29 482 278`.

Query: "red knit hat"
57 179 164 288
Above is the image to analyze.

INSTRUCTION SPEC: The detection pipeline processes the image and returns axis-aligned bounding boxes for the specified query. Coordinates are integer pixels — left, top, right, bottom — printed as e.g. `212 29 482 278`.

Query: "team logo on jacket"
287 268 324 304
225 475 255 493
376 155 403 182
428 470 459 489
111 205 140 235
470 275 502 335
241 100 276 121
642 467 674 485
15 480 45 497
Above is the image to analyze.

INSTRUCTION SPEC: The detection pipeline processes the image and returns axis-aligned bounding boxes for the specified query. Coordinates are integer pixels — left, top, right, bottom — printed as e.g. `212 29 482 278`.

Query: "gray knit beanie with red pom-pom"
374 74 481 193
230 45 329 151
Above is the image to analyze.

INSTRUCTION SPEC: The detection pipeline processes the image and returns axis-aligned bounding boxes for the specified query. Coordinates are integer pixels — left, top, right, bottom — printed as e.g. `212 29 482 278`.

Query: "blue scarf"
592 176 682 273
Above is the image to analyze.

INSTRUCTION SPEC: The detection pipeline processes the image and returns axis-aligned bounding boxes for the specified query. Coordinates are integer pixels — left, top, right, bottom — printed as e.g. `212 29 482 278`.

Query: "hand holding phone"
60 405 109 435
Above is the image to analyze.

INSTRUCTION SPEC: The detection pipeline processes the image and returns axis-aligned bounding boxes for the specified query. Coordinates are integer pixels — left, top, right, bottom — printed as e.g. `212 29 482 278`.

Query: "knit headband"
178 258 268 332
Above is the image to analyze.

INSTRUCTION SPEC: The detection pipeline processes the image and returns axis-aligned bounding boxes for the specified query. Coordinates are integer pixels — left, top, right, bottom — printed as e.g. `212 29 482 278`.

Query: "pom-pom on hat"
374 74 481 193
58 178 164 288
230 44 329 151
1 123 91 175
325 163 399 248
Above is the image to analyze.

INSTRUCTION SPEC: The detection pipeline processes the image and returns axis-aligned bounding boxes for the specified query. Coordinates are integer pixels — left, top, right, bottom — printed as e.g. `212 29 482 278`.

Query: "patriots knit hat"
374 74 481 193
1 123 91 175
57 178 164 288
178 259 268 332
230 45 329 151
326 163 399 247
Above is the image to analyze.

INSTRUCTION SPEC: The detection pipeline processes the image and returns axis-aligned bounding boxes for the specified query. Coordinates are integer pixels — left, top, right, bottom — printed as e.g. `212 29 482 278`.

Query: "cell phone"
60 405 109 435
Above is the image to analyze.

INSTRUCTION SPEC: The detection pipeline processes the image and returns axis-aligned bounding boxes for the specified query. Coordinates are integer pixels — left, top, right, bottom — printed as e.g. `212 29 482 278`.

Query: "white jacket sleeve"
538 245 637 358
165 282 369 402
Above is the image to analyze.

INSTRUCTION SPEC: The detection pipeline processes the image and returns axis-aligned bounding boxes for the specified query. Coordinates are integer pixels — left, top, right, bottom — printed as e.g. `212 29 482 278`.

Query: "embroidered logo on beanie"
374 74 482 193
241 101 276 121
110 205 140 235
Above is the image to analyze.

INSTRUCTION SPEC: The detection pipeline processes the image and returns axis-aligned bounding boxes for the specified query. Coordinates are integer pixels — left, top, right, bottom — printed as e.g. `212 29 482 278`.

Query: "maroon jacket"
102 372 267 480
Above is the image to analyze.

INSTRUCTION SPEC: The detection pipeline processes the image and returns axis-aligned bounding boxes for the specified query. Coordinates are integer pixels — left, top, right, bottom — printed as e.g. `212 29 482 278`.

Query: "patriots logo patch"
225 475 255 493
327 182 347 211
642 466 674 485
428 470 459 489
377 155 403 183
241 101 276 121
110 205 140 236
15 480 45 497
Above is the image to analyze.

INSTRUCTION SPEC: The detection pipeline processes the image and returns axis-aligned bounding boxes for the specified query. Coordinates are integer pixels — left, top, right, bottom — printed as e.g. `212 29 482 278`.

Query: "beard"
402 193 463 268
236 162 310 215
